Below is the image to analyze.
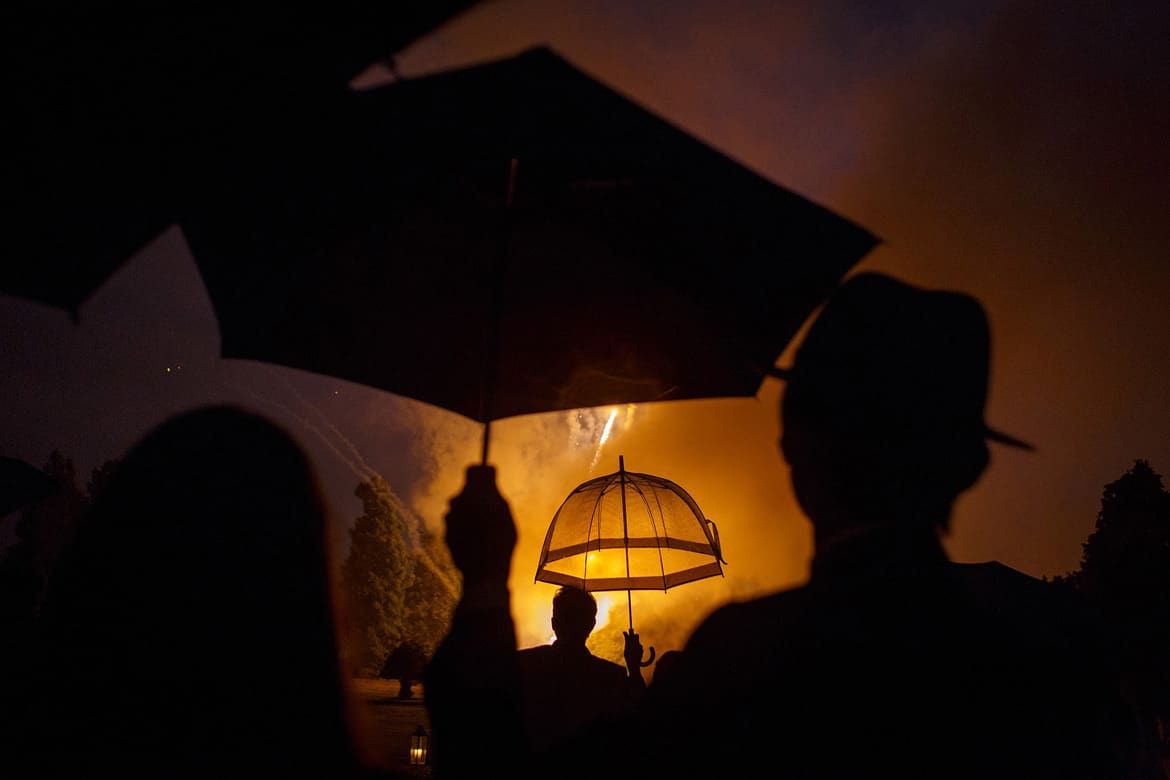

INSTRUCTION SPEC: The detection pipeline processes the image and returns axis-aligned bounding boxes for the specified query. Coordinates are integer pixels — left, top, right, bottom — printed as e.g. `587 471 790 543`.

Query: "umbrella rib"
582 473 618 586
652 474 721 553
626 478 667 590
648 483 671 590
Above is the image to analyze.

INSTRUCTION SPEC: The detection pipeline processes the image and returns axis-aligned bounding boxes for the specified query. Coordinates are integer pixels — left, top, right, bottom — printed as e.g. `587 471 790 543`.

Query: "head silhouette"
32 405 366 775
777 272 1030 541
550 586 598 646
652 649 686 687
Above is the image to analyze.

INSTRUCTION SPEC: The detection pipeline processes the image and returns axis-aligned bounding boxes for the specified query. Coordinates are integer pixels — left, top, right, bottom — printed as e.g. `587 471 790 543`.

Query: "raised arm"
423 465 529 779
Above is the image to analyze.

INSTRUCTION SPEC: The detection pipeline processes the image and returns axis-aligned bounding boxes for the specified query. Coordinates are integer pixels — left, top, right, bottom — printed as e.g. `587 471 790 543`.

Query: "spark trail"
218 372 376 485
589 408 618 471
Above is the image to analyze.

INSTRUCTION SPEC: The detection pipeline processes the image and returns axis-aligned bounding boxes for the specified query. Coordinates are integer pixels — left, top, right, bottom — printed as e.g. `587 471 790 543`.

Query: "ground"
351 677 432 777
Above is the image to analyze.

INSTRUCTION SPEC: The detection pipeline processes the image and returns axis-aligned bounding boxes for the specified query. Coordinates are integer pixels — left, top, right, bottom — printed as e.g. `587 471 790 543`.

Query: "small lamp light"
410 725 430 766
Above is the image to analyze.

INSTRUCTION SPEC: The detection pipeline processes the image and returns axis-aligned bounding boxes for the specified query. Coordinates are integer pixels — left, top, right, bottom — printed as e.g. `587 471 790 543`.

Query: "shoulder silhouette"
516 586 635 756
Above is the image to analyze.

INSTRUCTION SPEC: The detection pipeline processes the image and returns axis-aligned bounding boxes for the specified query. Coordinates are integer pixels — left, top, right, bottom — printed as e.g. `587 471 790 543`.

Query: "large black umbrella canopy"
3 1 481 317
185 46 878 458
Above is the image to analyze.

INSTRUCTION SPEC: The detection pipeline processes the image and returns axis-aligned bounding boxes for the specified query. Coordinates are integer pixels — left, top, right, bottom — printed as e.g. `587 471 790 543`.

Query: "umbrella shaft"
620 455 632 632
478 158 520 466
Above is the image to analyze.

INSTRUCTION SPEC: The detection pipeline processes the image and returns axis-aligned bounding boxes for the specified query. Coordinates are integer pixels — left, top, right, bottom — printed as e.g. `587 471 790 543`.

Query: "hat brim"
983 426 1035 451
767 366 1035 451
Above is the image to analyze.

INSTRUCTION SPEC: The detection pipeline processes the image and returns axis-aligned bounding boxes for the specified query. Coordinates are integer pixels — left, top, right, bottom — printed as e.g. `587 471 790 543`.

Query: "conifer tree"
340 475 412 676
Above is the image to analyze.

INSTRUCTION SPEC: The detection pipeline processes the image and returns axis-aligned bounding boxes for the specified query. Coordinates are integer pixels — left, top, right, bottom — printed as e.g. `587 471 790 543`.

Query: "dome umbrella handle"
619 455 656 667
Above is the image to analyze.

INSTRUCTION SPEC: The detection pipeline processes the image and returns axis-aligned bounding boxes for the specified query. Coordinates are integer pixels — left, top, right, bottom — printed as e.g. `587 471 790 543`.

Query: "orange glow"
380 0 1170 592
406 397 812 660
593 593 616 631
390 5 1170 651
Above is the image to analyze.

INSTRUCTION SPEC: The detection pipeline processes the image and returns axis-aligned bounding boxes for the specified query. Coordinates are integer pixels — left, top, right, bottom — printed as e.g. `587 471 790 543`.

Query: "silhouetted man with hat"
424 272 1120 780
633 271 1118 779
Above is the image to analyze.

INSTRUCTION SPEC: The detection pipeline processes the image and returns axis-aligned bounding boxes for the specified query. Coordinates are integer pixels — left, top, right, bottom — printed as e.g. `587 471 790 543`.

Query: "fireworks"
569 405 638 474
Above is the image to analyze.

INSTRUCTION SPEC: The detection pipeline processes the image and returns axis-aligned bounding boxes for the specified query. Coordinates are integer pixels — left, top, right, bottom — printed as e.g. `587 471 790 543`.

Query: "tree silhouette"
403 521 458 656
85 459 121 503
340 475 412 677
2 452 89 617
1059 459 1170 774
1 451 112 743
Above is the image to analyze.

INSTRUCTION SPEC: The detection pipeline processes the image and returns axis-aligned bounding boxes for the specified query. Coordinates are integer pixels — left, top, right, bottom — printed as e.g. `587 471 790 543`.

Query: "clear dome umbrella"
535 455 726 636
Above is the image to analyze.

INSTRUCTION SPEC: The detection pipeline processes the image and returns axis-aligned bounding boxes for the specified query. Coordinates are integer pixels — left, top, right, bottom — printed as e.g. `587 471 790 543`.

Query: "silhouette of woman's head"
776 273 1030 537
550 586 598 645
652 649 686 687
34 405 366 775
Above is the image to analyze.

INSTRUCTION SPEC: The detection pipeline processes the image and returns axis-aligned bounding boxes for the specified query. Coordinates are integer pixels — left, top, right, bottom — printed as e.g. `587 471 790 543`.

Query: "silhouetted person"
622 273 1123 780
634 272 1118 779
19 406 380 778
516 586 645 756
424 464 525 779
648 648 684 688
424 272 1120 780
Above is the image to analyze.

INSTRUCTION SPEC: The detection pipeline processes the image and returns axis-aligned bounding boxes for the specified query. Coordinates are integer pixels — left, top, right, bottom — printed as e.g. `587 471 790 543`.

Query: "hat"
770 272 1033 450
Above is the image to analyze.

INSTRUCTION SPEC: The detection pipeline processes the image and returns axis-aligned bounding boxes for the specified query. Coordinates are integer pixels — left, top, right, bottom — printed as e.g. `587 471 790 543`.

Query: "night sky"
3 0 1167 653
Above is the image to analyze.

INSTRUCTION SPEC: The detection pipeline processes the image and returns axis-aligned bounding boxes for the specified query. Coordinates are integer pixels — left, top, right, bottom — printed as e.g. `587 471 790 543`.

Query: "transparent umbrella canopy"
535 455 726 633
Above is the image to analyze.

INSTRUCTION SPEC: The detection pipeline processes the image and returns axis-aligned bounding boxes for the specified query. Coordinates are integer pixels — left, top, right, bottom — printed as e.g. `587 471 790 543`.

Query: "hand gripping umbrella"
535 455 725 637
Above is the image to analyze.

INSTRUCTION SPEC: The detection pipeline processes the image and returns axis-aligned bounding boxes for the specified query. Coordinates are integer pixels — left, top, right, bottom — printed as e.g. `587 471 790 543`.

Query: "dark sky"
3 0 1167 650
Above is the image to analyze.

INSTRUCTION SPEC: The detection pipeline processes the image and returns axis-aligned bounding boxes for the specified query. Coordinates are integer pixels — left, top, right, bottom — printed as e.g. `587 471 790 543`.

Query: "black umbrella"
3 1 481 317
183 46 879 460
